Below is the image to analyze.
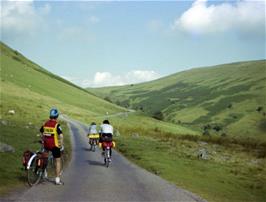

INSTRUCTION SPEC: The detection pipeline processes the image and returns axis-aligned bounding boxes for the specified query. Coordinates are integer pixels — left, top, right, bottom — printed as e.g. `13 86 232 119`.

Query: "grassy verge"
59 121 72 168
115 132 266 202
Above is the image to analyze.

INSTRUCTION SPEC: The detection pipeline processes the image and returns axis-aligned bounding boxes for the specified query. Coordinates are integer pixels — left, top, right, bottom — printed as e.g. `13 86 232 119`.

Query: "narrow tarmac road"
14 117 206 202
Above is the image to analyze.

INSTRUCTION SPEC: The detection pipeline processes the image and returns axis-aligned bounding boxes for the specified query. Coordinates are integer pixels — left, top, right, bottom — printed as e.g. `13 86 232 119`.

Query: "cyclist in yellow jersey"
40 108 64 185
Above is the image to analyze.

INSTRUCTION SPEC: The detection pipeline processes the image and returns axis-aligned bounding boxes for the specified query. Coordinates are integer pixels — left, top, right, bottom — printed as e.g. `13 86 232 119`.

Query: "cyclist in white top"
88 122 98 134
99 120 113 135
87 122 99 146
99 120 113 157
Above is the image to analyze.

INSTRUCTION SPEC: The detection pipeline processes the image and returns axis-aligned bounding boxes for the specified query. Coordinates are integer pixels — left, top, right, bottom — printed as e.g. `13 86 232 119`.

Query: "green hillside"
1 42 265 202
89 60 266 140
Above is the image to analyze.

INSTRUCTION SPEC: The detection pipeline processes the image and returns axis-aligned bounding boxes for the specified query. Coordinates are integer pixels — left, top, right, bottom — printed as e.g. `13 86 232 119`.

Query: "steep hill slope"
0 42 124 118
89 60 266 140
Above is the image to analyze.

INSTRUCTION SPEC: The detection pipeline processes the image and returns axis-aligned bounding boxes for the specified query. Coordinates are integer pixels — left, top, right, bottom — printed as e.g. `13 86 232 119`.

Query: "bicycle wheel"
105 149 110 168
92 143 96 152
27 156 43 186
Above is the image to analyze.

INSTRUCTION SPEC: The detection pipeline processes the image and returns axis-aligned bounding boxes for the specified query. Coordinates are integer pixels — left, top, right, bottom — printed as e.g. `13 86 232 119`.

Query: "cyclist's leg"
108 133 113 157
51 147 62 184
55 157 61 177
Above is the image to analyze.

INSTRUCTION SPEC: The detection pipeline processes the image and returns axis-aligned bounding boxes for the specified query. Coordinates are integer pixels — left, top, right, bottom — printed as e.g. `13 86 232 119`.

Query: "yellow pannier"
88 134 100 139
112 141 116 148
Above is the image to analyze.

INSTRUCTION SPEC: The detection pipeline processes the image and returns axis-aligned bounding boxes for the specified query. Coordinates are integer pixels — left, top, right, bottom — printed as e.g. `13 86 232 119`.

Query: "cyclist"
99 120 113 159
87 122 99 149
40 108 64 185
88 122 98 134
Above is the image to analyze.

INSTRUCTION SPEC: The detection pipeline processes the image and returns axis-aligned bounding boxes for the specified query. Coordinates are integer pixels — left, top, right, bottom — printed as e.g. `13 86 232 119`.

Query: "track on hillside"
11 116 206 202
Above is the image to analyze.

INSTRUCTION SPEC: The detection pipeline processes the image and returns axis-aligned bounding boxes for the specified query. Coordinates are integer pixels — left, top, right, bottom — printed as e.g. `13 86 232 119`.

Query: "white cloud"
125 70 160 83
172 0 265 36
62 70 161 88
0 0 51 39
92 72 124 87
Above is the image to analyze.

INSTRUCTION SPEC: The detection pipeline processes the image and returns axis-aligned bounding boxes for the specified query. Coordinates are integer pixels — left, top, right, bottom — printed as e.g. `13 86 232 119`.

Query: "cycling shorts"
100 133 113 142
51 147 61 158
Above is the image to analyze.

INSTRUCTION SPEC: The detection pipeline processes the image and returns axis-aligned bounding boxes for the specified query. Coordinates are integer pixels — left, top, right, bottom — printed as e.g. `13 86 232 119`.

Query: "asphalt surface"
9 117 206 202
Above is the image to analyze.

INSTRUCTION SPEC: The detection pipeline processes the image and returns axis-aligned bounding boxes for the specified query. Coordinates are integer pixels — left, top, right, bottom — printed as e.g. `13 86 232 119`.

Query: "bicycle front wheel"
27 156 43 186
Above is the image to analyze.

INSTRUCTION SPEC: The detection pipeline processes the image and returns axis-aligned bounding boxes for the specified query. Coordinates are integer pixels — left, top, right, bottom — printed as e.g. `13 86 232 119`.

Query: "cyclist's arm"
57 124 64 147
59 134 64 148
40 126 44 133
40 126 44 140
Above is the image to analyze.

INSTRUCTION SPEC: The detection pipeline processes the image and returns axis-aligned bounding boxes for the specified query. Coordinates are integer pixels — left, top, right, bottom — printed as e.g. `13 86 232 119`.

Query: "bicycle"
88 134 99 152
103 142 112 167
26 141 64 186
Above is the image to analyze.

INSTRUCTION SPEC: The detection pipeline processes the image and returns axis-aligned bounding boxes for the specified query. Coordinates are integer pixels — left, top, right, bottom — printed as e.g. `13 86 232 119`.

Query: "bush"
202 130 210 136
256 106 263 112
104 97 112 102
115 100 121 106
213 125 223 132
152 111 164 120
221 132 227 137
203 124 211 131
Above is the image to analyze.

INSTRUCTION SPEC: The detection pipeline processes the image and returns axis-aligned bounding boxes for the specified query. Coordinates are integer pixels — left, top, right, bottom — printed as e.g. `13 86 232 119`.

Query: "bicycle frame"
103 141 113 167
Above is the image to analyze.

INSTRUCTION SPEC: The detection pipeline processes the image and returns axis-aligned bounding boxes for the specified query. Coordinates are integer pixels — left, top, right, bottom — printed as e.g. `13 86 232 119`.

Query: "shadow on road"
82 147 91 152
86 160 105 167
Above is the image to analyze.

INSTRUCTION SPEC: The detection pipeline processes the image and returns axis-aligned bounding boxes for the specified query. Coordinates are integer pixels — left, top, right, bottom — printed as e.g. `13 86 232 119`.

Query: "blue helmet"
50 108 59 119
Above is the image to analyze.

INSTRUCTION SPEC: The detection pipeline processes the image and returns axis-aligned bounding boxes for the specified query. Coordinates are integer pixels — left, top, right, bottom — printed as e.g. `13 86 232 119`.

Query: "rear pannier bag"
22 150 33 170
36 152 49 169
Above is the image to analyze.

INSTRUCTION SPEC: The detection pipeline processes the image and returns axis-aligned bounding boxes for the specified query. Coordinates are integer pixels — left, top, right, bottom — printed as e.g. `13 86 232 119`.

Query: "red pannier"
102 141 113 149
36 152 49 169
22 150 33 170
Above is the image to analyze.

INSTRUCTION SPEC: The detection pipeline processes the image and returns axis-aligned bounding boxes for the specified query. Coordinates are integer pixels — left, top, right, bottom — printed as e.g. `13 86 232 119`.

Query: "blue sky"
1 0 265 87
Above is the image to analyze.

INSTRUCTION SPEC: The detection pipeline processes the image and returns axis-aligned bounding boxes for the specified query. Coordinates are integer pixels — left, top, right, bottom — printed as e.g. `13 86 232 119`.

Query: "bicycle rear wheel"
105 149 110 168
27 156 43 186
92 143 96 152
